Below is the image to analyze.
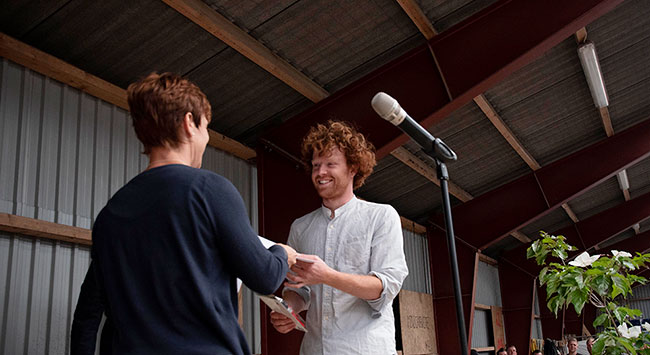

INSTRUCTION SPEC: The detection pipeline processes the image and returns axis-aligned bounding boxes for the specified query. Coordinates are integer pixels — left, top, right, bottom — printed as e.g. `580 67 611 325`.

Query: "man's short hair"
532 351 542 355
301 120 376 189
127 72 211 154
567 336 578 343
497 348 507 355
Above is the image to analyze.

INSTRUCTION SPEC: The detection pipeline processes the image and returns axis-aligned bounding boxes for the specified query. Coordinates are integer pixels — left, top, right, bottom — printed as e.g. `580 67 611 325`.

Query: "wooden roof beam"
395 0 437 40
162 0 329 103
473 94 541 170
0 33 256 161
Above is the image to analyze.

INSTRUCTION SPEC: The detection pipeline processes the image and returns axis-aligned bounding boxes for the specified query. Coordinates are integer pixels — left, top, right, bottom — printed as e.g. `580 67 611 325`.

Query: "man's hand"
285 254 333 288
270 311 296 334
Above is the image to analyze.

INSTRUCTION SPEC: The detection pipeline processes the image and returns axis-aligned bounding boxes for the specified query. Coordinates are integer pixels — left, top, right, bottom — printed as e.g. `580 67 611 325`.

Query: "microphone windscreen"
371 92 398 119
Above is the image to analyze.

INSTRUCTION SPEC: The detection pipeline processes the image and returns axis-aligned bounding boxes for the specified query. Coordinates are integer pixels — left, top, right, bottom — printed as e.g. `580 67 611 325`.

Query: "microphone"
371 92 457 162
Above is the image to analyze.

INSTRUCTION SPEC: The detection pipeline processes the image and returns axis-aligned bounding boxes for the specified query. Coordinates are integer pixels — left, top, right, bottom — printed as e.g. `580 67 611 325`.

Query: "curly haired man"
270 120 409 354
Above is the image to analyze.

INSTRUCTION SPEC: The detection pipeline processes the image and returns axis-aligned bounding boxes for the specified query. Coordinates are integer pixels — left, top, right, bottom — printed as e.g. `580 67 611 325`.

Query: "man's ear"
182 112 195 137
349 164 358 176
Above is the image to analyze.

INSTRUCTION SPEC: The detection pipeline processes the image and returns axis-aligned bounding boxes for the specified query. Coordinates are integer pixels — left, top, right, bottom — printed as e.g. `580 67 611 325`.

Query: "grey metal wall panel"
0 59 262 354
471 309 492 348
402 229 432 294
625 283 650 320
532 289 543 339
0 233 92 355
475 261 503 307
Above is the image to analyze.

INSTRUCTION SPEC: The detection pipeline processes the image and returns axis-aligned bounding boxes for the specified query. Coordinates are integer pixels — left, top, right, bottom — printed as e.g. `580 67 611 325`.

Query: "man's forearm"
325 270 383 300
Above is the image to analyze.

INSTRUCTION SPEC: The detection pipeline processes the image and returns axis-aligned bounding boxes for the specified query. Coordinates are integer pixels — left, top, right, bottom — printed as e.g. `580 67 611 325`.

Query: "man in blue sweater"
71 72 296 354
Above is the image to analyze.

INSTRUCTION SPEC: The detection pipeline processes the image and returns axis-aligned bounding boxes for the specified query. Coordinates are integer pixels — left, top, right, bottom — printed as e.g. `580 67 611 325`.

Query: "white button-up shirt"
284 197 408 355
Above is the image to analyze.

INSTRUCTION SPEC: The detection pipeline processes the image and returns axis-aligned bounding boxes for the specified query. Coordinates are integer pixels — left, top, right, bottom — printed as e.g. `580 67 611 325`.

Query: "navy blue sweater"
88 164 287 354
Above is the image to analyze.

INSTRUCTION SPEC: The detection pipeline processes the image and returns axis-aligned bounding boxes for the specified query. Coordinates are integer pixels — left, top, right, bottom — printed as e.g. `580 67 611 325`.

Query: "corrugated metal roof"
250 0 419 86
418 0 499 33
16 1 227 89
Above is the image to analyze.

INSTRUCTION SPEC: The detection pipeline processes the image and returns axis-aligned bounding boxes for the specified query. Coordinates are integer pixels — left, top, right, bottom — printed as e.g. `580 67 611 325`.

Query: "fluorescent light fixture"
578 41 609 108
616 169 629 191
633 224 640 234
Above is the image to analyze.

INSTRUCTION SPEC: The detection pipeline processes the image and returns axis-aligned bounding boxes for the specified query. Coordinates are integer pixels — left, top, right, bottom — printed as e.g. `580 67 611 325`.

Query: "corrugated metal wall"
532 287 543 340
0 58 261 354
471 261 503 350
625 283 650 322
401 229 432 294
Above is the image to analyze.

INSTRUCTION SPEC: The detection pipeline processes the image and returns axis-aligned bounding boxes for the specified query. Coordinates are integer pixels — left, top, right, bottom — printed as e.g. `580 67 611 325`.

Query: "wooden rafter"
575 27 588 43
395 0 437 40
400 216 427 234
562 203 580 223
390 147 474 202
599 106 615 137
0 33 256 161
473 94 541 170
161 0 329 103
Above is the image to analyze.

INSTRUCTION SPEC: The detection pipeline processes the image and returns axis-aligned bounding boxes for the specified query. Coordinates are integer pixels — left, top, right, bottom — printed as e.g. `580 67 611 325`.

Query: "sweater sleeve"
201 174 288 295
70 261 104 355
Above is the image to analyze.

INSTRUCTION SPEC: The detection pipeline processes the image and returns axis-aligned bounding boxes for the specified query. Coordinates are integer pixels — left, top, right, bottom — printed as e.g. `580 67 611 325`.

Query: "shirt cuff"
366 271 389 318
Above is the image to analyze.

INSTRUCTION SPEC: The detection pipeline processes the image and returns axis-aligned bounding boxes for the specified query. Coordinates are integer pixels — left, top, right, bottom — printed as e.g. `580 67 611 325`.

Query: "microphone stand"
428 139 469 355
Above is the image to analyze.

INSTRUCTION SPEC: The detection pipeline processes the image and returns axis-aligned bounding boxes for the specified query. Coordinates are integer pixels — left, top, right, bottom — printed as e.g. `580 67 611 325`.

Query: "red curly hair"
301 120 376 189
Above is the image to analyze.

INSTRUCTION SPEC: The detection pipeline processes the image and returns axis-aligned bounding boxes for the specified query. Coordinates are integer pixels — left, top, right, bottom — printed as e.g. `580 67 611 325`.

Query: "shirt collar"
320 196 358 220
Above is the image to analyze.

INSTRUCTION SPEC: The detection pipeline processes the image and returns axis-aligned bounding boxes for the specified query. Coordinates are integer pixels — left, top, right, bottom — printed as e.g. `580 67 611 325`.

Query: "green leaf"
592 274 610 296
592 337 605 354
618 337 637 354
547 295 561 316
593 313 609 327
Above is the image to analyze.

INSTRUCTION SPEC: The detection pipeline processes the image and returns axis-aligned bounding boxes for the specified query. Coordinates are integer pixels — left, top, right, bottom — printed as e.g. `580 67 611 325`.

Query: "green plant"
527 231 650 354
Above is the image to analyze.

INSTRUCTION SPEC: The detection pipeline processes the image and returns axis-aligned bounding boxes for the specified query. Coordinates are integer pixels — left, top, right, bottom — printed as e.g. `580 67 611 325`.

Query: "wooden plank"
474 303 491 310
396 0 437 40
399 290 438 355
400 216 427 235
474 94 541 170
0 32 128 109
0 213 92 245
575 27 588 43
562 203 580 223
208 129 256 161
162 0 329 103
599 106 614 137
491 306 507 351
391 147 474 202
0 33 256 161
475 347 496 352
510 231 532 243
478 253 498 266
